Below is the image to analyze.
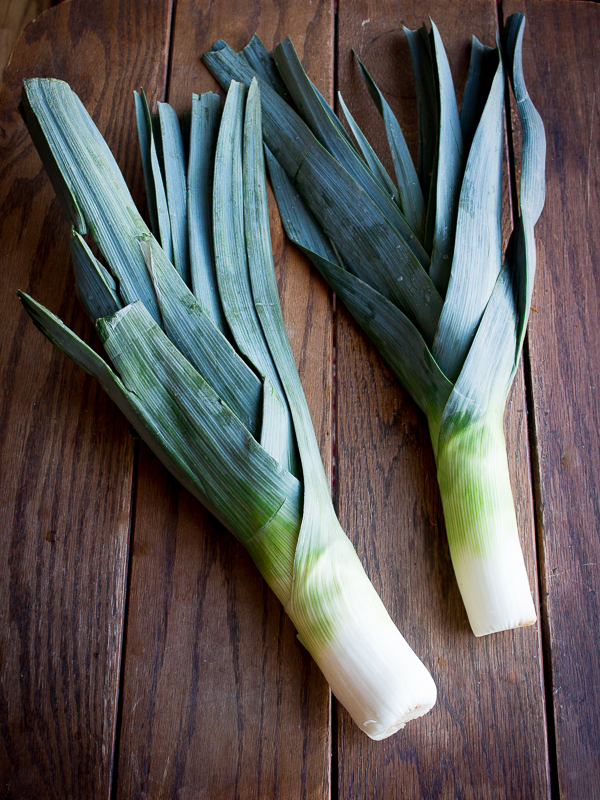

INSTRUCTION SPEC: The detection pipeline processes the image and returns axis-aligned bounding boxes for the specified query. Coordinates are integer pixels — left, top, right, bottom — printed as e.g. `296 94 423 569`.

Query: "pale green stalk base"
435 415 537 637
286 510 437 739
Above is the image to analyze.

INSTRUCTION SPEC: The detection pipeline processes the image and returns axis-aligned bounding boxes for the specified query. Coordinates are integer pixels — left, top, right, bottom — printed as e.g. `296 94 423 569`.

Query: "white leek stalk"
435 414 536 635
18 74 436 738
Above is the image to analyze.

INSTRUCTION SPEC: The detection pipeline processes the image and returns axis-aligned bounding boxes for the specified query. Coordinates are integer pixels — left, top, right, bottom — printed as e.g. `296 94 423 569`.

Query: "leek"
202 13 545 636
17 76 436 738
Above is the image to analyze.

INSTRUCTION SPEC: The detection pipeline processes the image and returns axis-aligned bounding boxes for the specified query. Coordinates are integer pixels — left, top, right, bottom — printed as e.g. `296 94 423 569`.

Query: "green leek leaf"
241 34 292 102
459 38 499 155
205 41 430 270
338 91 399 203
158 101 191 286
204 42 442 345
503 13 546 370
424 20 464 294
213 81 297 475
404 24 437 204
188 91 227 332
136 235 263 436
69 229 122 321
432 52 504 383
21 79 161 323
134 89 160 239
134 89 173 263
354 52 426 238
265 149 452 434
272 38 427 265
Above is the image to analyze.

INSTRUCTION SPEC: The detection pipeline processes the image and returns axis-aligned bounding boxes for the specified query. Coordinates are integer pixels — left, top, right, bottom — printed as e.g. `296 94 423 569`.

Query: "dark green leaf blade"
337 91 400 204
425 20 465 295
265 148 453 433
134 89 160 238
241 34 293 102
432 52 504 383
203 42 443 345
460 37 499 156
503 13 546 370
354 52 426 239
272 38 428 264
404 24 438 204
69 229 122 321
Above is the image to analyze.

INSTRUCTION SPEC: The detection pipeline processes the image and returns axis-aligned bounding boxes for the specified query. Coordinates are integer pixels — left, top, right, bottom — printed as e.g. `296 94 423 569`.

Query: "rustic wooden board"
114 1 335 798
0 1 172 797
504 2 600 799
4 0 598 797
334 2 549 798
0 0 52 87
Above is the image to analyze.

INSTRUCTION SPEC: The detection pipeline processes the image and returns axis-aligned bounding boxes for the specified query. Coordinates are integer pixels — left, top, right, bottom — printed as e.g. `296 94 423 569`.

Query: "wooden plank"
114 1 335 797
504 2 600 798
0 0 172 796
335 2 549 798
0 0 52 87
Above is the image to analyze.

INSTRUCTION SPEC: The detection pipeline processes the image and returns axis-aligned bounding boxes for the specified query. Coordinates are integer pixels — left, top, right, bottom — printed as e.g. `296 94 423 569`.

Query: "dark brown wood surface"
0 1 52 87
0 1 596 798
0 2 172 798
503 3 600 800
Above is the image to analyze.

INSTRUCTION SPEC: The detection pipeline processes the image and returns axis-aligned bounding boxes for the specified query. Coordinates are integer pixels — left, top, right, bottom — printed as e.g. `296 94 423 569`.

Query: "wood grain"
335 2 549 798
114 1 335 798
0 1 172 797
3 0 598 797
504 2 600 799
0 0 52 88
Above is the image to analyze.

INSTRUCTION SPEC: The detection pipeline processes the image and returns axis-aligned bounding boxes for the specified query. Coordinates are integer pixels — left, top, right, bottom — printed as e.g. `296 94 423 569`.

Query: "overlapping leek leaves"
202 13 546 636
17 76 436 739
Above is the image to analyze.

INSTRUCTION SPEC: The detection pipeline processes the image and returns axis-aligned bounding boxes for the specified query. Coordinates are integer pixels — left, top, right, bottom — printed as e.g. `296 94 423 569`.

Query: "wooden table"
0 1 598 797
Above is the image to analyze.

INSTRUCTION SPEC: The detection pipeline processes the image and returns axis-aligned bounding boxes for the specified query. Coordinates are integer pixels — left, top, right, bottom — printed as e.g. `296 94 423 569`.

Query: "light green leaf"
214 81 297 475
134 89 173 263
21 78 161 323
158 101 191 286
137 234 263 437
438 264 518 451
354 52 425 239
188 91 227 332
